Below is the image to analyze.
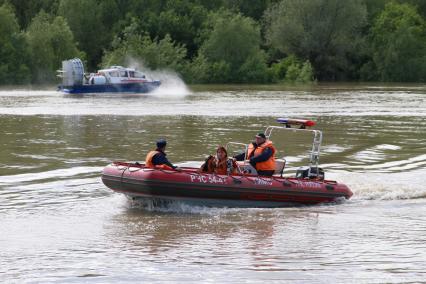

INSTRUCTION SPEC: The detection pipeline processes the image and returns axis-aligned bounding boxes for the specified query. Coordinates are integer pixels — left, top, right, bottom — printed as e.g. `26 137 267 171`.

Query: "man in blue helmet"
145 139 180 170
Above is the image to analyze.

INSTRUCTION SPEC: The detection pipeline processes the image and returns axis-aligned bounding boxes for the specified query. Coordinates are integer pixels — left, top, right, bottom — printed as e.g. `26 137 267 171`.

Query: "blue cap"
156 138 167 148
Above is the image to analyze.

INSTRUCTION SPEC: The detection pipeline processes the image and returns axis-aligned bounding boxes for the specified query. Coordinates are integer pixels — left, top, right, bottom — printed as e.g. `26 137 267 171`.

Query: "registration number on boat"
190 174 225 184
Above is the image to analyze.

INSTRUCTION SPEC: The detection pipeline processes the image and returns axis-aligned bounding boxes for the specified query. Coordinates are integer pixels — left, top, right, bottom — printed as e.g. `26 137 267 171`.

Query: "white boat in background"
57 58 161 94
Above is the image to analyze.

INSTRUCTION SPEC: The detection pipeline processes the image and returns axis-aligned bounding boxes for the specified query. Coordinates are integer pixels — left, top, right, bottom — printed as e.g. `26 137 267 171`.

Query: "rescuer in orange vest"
145 139 180 171
234 133 276 176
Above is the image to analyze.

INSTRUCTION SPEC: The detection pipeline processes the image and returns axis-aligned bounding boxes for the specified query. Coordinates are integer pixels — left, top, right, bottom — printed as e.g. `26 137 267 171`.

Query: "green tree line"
0 0 425 84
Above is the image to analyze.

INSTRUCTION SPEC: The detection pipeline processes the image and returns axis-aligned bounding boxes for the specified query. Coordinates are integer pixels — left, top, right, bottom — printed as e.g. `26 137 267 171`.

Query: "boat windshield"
109 71 119 77
129 71 146 78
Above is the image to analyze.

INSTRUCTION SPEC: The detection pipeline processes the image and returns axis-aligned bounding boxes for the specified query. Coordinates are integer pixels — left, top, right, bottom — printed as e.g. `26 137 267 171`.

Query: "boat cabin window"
119 70 128 78
132 71 146 78
109 71 119 77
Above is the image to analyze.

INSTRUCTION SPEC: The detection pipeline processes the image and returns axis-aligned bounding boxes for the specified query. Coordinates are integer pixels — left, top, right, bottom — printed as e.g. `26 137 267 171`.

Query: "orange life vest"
145 150 173 170
215 158 237 175
215 159 228 175
246 140 276 171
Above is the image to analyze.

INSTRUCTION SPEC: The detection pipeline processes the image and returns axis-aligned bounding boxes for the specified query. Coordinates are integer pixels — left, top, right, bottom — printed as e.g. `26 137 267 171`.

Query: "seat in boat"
236 158 286 176
274 158 286 177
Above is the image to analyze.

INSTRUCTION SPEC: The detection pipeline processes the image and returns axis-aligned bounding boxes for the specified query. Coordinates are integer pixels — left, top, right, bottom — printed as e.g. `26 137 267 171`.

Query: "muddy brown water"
0 83 425 283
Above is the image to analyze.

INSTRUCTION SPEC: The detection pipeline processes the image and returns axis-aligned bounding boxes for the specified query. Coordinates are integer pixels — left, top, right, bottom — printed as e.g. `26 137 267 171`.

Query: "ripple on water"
0 166 108 215
0 86 425 116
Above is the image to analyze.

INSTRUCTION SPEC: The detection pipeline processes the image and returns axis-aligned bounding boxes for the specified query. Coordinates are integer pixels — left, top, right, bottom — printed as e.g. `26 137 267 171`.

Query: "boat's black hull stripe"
102 174 347 202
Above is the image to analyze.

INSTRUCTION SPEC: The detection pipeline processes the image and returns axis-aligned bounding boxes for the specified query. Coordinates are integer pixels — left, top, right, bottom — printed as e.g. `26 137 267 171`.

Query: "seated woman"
200 146 239 175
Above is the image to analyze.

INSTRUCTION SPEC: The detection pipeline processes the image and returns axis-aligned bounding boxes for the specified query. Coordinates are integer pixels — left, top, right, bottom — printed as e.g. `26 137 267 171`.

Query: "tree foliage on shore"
366 2 426 81
0 3 30 84
265 0 367 81
26 11 82 82
0 0 425 84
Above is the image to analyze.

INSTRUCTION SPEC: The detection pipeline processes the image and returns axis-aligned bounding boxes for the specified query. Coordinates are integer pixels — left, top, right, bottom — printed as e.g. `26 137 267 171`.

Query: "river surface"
0 83 425 283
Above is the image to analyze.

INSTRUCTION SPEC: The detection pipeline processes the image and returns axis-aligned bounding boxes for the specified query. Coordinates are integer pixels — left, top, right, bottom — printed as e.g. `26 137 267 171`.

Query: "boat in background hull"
59 81 161 94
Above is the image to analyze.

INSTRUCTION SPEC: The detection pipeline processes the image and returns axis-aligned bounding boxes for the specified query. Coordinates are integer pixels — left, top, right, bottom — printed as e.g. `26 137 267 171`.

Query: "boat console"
225 118 323 179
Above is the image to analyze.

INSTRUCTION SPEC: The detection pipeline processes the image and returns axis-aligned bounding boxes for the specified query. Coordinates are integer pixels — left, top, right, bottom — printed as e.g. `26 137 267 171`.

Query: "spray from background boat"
123 56 190 98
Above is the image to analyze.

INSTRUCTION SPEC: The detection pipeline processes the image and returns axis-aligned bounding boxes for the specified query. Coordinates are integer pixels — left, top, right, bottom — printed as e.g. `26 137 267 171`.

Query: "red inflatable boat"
101 119 353 207
102 162 352 207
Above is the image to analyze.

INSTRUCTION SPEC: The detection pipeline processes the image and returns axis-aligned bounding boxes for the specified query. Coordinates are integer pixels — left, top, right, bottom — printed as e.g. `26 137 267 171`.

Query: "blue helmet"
156 138 167 148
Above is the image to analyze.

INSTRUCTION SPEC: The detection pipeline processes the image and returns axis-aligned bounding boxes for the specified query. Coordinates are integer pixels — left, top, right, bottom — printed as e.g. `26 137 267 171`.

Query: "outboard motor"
61 58 84 86
296 166 324 180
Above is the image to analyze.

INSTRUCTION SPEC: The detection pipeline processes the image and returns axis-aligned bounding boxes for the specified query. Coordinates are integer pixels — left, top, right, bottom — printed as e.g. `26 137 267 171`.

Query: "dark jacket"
152 149 176 169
